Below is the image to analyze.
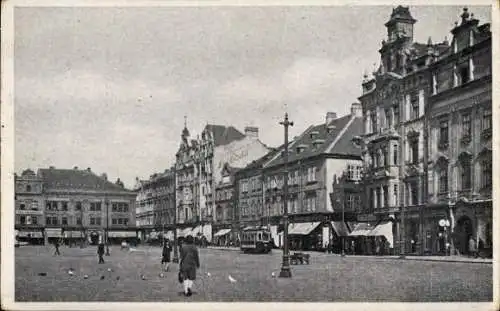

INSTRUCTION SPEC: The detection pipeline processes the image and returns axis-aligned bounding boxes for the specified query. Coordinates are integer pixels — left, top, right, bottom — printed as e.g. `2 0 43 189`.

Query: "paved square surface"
15 245 492 302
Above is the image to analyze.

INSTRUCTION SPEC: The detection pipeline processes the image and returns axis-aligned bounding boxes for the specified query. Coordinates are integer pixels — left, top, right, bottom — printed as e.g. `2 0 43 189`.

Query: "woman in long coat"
180 235 200 297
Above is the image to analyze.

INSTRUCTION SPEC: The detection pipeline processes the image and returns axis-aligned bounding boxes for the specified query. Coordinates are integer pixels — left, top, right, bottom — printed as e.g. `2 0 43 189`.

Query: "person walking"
468 236 478 258
54 239 61 256
97 242 105 264
179 235 200 297
162 239 172 272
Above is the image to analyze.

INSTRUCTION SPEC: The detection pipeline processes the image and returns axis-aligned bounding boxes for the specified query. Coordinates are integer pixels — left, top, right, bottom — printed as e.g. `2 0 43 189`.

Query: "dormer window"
296 144 308 154
327 124 336 133
312 139 325 148
310 131 319 139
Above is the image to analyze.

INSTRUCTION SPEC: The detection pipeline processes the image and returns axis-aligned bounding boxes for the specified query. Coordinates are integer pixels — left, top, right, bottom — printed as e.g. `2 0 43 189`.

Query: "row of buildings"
15 7 492 256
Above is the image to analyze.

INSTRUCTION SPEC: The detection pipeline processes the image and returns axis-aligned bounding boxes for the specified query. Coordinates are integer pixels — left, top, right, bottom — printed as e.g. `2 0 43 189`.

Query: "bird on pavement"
228 275 237 283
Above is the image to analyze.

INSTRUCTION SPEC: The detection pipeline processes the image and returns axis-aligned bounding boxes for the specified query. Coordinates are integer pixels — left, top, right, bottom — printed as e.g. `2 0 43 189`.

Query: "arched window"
478 149 492 189
458 153 472 190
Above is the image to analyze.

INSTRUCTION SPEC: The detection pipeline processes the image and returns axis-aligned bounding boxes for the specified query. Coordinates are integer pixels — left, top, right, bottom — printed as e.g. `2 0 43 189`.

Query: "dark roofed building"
203 124 246 147
19 167 137 246
260 103 363 251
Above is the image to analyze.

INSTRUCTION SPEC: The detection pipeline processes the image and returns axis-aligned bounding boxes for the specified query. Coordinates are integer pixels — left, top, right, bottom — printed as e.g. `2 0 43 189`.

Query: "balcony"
481 128 492 140
460 134 472 146
437 140 449 151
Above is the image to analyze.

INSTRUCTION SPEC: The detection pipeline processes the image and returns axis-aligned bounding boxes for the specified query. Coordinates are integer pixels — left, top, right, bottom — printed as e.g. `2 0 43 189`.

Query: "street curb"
400 257 492 264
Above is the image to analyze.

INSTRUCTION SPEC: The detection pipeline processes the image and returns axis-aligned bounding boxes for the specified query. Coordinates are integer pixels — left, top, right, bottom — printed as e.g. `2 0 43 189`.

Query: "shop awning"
331 221 350 237
368 221 394 248
17 231 43 238
63 231 84 237
164 231 174 240
288 222 321 235
349 223 375 236
214 229 232 237
149 231 158 239
45 228 62 238
108 231 137 238
191 226 203 236
178 227 193 237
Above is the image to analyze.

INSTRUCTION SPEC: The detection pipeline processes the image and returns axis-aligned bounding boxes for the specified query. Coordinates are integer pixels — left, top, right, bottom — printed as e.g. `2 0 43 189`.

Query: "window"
26 185 32 192
439 166 448 193
393 105 400 124
462 113 471 138
410 94 419 119
347 165 362 181
32 216 38 225
439 119 449 146
90 218 95 225
31 201 39 211
370 189 375 210
410 182 418 206
76 217 82 225
370 110 377 133
460 155 472 190
393 185 398 207
90 202 102 212
383 146 388 167
96 217 101 225
75 202 82 211
61 217 68 226
20 203 26 210
385 108 392 128
393 145 398 165
482 108 492 131
376 188 382 210
481 159 492 189
307 167 317 182
383 186 388 208
346 194 354 210
459 64 470 84
410 139 419 164
20 215 26 224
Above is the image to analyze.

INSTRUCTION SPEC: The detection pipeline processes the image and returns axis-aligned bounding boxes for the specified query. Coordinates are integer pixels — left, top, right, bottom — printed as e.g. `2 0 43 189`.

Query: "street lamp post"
105 199 110 256
279 112 293 278
341 198 345 257
399 189 405 259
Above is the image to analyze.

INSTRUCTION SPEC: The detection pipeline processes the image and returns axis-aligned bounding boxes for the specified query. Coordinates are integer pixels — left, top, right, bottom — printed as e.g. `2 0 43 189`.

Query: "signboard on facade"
357 214 377 222
15 210 43 215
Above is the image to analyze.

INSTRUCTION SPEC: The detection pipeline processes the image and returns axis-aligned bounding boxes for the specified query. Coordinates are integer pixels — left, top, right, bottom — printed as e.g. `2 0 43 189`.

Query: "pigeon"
159 273 164 278
141 274 147 280
84 274 89 279
38 272 47 276
271 272 276 278
228 275 237 283
206 272 211 277
107 268 112 272
116 276 120 280
100 275 105 280
68 270 74 276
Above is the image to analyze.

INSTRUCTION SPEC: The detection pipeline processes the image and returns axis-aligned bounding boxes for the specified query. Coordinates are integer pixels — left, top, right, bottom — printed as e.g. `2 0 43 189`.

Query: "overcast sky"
14 5 491 188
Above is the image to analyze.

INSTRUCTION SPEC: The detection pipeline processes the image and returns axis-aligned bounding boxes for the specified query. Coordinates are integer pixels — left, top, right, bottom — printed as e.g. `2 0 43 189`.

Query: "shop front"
62 229 86 246
213 228 232 246
108 230 138 245
44 228 63 245
287 222 323 251
16 228 44 245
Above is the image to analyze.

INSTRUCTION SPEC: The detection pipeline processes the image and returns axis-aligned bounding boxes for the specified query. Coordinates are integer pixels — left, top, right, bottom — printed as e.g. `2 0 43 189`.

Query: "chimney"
49 166 55 169
351 103 363 118
87 167 91 172
326 112 337 125
73 166 78 170
101 173 108 181
244 126 259 139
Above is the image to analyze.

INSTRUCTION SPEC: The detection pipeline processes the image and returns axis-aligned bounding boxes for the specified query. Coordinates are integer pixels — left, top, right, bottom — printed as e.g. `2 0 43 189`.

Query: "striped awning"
45 228 62 238
191 225 203 236
178 227 193 237
108 231 137 238
349 223 376 236
288 222 321 235
368 221 394 247
214 229 231 237
331 221 350 237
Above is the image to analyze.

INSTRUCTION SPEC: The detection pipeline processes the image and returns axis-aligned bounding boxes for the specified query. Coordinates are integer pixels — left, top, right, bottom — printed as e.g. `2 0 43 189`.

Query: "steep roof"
265 114 363 168
204 124 245 146
238 145 284 173
39 168 133 194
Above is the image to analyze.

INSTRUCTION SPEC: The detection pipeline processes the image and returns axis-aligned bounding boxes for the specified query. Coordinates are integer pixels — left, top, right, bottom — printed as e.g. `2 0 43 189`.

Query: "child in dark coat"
97 243 105 264
179 235 200 297
162 239 172 272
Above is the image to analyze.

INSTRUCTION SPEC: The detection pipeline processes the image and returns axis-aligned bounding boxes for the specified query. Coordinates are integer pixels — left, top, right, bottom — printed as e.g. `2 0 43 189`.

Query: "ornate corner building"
358 6 492 256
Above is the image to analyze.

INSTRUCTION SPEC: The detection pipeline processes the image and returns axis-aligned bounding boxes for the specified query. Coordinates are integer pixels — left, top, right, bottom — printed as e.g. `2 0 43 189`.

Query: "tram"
240 227 273 254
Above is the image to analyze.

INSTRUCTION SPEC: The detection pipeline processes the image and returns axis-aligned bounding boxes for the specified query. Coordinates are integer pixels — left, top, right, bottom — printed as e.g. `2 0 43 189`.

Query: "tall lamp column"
279 112 293 278
105 199 110 256
173 166 179 263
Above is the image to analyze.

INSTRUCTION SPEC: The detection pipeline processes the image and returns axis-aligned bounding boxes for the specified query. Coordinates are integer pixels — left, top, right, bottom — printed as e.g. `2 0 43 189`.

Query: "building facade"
175 120 270 242
357 6 492 256
262 104 363 251
426 8 492 256
14 169 45 244
134 169 176 243
212 163 240 246
15 167 138 245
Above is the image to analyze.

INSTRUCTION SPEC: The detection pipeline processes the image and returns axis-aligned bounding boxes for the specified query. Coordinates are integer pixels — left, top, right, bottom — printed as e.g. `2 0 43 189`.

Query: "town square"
4 2 495 307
